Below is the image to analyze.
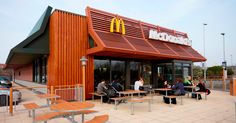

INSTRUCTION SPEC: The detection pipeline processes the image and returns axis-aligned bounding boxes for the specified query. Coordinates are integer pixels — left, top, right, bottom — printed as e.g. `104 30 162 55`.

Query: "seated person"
111 79 123 92
172 78 185 96
195 78 206 100
97 79 108 95
134 77 144 91
164 81 171 88
183 76 193 86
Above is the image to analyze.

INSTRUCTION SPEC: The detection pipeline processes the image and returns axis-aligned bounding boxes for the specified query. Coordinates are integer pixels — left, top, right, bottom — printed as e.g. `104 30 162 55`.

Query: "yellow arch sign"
110 17 125 35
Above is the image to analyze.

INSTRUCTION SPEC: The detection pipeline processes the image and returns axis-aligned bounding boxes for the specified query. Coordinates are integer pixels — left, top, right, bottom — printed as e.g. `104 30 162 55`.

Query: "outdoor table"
154 88 172 96
117 90 147 99
37 94 60 106
50 101 95 123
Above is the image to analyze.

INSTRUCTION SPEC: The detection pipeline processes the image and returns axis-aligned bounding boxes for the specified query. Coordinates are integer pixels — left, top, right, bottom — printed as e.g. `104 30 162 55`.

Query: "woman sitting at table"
172 78 185 96
195 78 206 100
134 76 144 91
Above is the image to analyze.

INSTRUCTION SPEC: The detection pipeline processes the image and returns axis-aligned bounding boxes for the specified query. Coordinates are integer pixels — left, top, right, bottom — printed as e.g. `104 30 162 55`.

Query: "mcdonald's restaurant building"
5 6 206 98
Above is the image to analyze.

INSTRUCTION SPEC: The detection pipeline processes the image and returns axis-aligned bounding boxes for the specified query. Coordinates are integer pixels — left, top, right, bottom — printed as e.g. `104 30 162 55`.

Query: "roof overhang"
5 6 52 68
86 7 206 62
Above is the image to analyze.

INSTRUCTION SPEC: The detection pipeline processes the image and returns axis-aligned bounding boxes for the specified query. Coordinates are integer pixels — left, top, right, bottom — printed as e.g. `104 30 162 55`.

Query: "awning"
86 7 206 62
5 6 52 68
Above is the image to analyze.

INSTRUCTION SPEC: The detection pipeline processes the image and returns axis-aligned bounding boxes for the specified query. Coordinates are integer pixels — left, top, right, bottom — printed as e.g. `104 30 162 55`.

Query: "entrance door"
155 63 173 88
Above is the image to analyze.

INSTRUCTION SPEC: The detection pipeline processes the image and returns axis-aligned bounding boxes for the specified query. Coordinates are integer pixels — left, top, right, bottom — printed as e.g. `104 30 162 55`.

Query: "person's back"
197 80 206 92
134 77 144 90
134 81 142 90
172 78 185 95
97 81 107 94
111 81 123 92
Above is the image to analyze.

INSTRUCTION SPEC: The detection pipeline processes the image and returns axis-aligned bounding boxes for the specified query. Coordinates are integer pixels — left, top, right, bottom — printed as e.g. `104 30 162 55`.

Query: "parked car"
0 76 22 106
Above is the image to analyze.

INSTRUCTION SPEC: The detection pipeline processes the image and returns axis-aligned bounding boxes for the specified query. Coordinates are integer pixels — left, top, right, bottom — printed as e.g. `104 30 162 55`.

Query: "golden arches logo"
110 17 125 35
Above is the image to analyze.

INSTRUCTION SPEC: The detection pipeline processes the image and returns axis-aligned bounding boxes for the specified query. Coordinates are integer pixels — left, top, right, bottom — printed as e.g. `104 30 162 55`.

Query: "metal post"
131 103 134 115
235 101 236 121
221 33 225 62
221 33 227 91
50 86 54 105
9 87 13 115
231 54 233 66
203 23 207 82
148 100 151 112
80 56 87 102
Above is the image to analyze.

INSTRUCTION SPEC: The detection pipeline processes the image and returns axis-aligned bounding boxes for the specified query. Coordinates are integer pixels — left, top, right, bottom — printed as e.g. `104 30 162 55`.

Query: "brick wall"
15 63 33 81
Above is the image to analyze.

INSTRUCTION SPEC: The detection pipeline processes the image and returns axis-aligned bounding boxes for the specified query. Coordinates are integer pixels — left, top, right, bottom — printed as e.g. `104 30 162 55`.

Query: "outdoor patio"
0 83 235 123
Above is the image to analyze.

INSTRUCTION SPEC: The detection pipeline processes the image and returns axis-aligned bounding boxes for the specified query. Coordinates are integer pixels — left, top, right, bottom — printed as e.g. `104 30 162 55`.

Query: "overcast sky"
0 0 235 67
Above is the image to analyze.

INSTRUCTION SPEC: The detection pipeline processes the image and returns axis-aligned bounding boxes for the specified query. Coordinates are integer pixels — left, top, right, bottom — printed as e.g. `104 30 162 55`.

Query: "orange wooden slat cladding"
48 10 94 99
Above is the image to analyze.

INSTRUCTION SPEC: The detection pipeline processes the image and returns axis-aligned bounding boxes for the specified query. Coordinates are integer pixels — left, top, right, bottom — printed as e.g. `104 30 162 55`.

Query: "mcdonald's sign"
110 17 125 34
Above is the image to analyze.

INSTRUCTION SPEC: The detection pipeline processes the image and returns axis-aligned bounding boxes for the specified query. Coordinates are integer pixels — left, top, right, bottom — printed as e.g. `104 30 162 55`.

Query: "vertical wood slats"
48 10 94 98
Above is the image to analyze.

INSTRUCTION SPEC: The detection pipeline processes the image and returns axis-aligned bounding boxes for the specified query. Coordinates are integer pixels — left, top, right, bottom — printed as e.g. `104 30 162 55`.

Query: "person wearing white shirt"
134 77 144 90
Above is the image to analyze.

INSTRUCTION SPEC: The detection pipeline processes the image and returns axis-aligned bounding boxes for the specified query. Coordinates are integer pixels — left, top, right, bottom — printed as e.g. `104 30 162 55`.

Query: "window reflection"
111 60 125 87
129 61 139 88
94 59 110 89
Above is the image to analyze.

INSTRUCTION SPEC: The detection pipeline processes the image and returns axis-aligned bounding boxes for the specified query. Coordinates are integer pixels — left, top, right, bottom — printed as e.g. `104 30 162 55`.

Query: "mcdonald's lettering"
149 29 191 46
110 17 125 34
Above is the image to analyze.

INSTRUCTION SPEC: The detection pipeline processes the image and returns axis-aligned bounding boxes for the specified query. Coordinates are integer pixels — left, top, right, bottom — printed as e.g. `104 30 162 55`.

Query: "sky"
0 0 236 67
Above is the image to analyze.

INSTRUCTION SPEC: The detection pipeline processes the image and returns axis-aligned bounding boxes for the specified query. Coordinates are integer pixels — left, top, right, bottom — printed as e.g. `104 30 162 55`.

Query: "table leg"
115 100 117 110
32 109 35 123
47 99 50 106
28 110 31 117
81 114 84 123
196 93 198 101
148 100 151 112
101 96 103 104
165 90 167 96
131 103 134 115
205 93 207 100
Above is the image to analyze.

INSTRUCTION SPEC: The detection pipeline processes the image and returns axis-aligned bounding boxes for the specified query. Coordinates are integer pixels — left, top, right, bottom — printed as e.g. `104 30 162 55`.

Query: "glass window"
89 36 96 48
175 65 183 80
183 63 190 67
94 59 110 90
164 64 173 83
141 64 152 85
183 67 191 78
111 60 125 87
155 63 173 87
130 62 141 86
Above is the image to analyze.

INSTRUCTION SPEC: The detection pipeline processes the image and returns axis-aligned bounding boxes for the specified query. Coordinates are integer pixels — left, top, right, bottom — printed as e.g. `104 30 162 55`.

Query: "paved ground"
0 83 235 123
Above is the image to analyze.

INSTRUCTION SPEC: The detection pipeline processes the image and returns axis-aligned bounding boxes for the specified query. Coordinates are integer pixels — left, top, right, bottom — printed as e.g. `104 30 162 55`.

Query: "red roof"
86 7 206 62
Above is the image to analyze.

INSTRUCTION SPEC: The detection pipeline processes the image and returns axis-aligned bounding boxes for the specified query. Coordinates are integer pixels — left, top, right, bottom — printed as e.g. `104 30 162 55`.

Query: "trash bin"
230 78 236 96
0 95 9 106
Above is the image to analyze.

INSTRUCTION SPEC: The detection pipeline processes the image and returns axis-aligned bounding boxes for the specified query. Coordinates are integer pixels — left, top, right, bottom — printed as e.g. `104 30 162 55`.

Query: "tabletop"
50 101 95 112
184 86 196 89
117 90 147 94
154 88 172 91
